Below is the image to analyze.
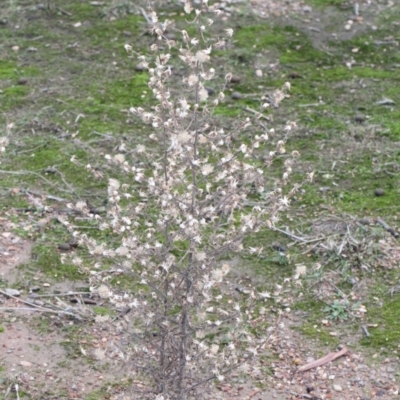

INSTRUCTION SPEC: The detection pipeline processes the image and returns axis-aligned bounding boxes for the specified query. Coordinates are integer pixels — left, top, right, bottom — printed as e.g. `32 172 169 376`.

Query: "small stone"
43 283 51 287
319 186 331 192
332 384 342 392
90 206 106 215
123 31 132 37
374 188 384 197
272 242 286 252
135 62 147 72
355 114 365 123
69 238 79 248
205 87 215 96
57 243 71 252
165 33 176 40
231 92 243 100
30 286 41 293
230 75 241 83
5 288 20 297
17 78 28 85
387 366 395 373
20 361 32 368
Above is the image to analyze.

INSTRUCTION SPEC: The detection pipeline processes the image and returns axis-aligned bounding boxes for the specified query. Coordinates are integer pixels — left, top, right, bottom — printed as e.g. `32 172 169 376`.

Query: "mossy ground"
1 0 400 398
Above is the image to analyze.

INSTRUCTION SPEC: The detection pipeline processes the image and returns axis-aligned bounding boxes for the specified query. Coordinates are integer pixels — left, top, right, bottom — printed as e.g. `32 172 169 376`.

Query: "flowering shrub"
61 1 312 398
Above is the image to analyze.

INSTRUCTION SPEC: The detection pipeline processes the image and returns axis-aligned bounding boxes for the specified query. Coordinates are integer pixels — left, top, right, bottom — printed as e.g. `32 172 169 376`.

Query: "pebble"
230 75 241 83
135 62 147 72
205 86 215 96
57 243 71 252
319 186 331 192
5 288 20 297
231 92 243 100
355 114 365 123
333 384 342 392
374 188 384 196
20 361 32 368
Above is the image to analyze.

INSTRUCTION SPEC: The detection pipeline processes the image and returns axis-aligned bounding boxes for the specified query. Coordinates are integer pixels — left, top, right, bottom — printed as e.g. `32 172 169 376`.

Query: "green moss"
0 61 40 79
361 298 400 350
305 0 347 7
0 85 30 110
294 323 340 345
93 306 113 316
0 326 4 333
30 244 82 280
234 25 286 49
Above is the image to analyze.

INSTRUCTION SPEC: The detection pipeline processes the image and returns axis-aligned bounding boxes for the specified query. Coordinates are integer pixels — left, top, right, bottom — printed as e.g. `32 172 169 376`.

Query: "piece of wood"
298 346 348 372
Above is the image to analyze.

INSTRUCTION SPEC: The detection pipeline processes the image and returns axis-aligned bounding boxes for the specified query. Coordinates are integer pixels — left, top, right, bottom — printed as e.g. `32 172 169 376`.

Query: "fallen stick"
0 290 85 321
362 325 370 338
272 226 307 242
28 291 91 298
241 106 270 121
376 218 399 238
298 346 348 372
0 307 83 320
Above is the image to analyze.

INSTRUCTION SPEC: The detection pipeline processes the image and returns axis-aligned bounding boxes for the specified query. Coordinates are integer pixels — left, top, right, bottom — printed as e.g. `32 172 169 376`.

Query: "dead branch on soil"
0 290 88 321
298 346 348 372
376 217 399 238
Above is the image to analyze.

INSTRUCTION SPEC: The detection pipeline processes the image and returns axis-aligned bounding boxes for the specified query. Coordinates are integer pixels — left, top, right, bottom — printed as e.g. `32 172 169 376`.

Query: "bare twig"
376 217 399 238
241 106 270 121
324 279 347 298
272 226 307 242
15 384 20 400
28 291 92 298
0 307 83 319
139 7 152 24
55 6 72 16
362 325 370 338
298 102 326 107
298 346 348 372
0 290 85 320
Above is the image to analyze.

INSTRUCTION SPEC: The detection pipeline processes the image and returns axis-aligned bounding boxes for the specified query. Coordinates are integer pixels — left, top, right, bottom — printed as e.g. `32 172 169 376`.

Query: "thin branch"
241 106 270 121
28 292 92 298
0 307 83 319
272 226 308 242
376 217 399 238
0 290 85 320
0 170 56 187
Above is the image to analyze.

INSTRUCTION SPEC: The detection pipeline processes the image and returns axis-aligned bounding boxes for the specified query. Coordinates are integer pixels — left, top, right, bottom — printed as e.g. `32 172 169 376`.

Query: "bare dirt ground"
0 224 123 399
